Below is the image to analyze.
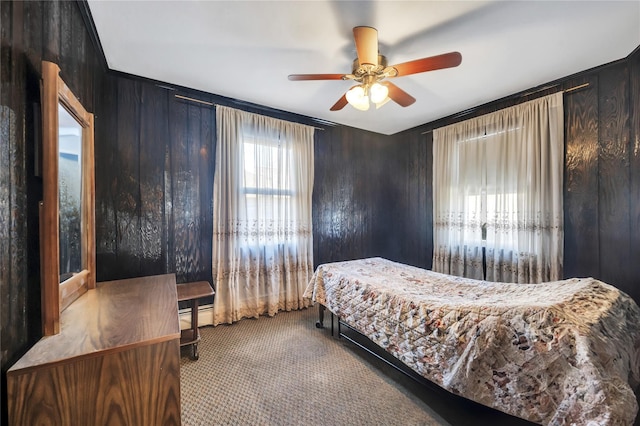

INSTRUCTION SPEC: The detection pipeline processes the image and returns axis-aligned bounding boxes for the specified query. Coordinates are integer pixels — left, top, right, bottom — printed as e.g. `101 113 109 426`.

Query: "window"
240 135 296 246
465 190 518 250
433 93 564 283
212 105 315 324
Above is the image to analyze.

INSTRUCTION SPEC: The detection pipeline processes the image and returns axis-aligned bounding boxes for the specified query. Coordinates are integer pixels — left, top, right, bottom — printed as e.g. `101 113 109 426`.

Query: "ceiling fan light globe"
346 86 370 111
375 97 391 109
370 83 389 104
352 96 370 111
346 85 365 104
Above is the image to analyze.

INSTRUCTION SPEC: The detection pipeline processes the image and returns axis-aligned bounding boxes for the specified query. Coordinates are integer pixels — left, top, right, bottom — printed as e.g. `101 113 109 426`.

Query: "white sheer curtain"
212 105 314 325
433 92 564 283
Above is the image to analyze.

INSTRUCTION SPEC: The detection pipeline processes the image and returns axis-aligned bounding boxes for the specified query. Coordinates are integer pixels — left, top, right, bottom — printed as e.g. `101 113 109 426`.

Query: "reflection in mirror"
58 104 83 282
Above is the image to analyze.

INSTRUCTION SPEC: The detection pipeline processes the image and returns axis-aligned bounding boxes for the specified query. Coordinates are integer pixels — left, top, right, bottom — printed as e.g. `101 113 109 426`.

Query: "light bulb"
353 96 370 111
346 85 370 111
375 97 391 109
370 82 389 104
346 86 365 104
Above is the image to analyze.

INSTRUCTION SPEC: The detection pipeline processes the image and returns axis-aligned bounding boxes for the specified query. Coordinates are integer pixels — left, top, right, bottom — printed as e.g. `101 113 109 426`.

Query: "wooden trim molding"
41 61 61 335
76 0 109 72
41 61 96 335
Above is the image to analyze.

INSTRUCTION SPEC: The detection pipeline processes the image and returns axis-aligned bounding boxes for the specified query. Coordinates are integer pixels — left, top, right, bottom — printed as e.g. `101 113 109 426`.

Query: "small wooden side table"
177 281 214 360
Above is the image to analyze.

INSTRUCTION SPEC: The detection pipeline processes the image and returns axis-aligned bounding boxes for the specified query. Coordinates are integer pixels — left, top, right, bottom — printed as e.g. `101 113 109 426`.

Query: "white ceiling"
87 0 640 135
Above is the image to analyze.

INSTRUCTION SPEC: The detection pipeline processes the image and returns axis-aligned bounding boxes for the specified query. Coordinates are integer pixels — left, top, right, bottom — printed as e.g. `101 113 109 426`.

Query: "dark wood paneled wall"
631 51 640 301
94 76 216 284
391 51 640 304
312 126 393 266
94 77 395 281
385 127 434 270
3 2 640 422
1 3 102 422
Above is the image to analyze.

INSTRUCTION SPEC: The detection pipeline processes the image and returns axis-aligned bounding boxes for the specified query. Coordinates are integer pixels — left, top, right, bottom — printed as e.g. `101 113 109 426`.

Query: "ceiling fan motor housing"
352 54 387 74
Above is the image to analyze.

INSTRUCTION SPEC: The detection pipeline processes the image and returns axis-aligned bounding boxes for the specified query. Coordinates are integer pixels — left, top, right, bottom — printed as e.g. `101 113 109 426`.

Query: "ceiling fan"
288 26 462 111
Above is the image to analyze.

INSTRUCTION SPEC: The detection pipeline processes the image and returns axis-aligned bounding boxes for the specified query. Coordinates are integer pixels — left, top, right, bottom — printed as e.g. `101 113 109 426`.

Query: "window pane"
242 137 296 246
243 140 292 192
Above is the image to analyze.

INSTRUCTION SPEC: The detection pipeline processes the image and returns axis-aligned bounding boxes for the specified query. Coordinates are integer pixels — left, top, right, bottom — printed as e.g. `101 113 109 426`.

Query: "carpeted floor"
179 307 534 426
180 307 447 425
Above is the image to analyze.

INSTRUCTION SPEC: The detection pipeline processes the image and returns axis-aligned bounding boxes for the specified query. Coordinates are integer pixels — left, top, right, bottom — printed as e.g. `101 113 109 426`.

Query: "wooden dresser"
7 274 182 425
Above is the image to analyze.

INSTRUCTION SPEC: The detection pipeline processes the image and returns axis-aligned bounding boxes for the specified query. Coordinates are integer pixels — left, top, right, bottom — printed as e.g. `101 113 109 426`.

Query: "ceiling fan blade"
288 74 345 81
353 26 378 66
383 81 416 107
390 52 462 77
330 94 348 111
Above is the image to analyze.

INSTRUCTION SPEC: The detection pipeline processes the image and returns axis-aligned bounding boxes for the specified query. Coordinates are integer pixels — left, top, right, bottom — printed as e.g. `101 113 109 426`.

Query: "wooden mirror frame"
41 61 95 335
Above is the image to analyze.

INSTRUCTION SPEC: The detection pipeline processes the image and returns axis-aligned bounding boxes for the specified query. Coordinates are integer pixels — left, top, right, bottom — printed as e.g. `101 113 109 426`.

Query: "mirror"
41 61 95 335
58 104 83 281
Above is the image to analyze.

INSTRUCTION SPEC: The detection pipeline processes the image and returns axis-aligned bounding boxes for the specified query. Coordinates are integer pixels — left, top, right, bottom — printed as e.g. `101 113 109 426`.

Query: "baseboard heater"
179 303 214 330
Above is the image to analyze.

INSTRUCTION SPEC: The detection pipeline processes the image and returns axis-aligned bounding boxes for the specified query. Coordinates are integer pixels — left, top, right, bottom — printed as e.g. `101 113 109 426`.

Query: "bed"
303 257 640 425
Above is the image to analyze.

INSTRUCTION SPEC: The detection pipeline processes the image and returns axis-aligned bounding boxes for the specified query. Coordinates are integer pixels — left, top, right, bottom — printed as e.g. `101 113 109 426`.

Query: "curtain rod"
174 94 325 131
563 82 590 94
175 94 214 106
420 82 591 135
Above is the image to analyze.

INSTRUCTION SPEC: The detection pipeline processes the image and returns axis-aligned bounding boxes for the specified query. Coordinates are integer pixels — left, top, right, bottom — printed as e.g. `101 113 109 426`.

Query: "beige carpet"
180 307 449 426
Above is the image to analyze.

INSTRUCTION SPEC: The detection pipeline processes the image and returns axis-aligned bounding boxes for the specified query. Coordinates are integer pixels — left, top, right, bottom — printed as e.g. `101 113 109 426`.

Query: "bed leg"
331 312 334 336
315 304 325 328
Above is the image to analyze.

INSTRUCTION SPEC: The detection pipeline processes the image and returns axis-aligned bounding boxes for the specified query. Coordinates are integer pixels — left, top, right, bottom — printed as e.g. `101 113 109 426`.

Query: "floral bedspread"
303 257 640 425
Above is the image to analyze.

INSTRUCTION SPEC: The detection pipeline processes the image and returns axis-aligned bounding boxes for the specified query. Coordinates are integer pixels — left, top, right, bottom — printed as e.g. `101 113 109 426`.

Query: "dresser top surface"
8 274 180 373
